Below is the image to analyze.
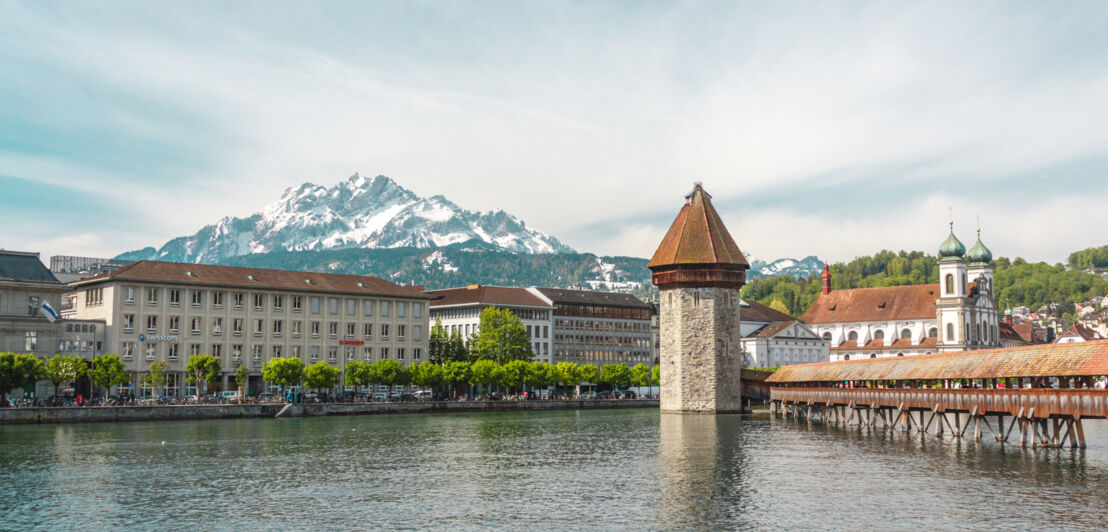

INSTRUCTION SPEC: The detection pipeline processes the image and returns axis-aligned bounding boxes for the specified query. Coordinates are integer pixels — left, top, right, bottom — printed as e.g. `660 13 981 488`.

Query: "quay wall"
0 399 659 425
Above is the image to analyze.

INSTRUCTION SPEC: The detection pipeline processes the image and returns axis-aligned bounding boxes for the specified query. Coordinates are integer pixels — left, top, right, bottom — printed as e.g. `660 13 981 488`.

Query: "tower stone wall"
659 287 743 413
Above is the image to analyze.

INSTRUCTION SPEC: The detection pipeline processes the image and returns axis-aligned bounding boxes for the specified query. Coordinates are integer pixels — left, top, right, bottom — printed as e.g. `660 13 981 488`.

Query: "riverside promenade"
0 399 659 425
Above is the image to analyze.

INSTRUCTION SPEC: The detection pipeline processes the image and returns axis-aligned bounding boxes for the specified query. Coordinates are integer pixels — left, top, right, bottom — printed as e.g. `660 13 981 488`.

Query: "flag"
39 301 58 323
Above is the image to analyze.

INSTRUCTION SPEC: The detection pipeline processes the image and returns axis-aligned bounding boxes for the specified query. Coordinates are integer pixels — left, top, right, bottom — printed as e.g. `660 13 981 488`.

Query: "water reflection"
657 413 748 528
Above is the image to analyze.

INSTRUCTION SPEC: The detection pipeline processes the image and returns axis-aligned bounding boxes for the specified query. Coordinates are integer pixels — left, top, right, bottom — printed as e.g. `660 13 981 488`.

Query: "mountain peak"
119 173 574 263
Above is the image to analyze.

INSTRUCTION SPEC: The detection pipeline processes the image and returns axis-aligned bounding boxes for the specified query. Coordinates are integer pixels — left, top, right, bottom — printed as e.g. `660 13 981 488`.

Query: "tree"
304 361 339 393
0 353 44 407
629 364 651 390
470 307 533 364
555 362 580 397
143 360 170 398
185 355 221 400
578 363 599 396
469 359 499 395
234 365 250 402
599 363 632 391
409 361 443 393
43 354 85 404
262 357 305 402
429 320 450 364
768 299 790 315
447 330 470 362
89 354 128 399
651 365 660 386
345 360 367 397
441 360 471 398
373 360 404 395
499 360 530 394
525 361 552 394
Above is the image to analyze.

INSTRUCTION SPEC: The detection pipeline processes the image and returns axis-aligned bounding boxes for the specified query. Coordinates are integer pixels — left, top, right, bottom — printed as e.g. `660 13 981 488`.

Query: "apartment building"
527 287 653 368
425 285 553 362
69 261 434 396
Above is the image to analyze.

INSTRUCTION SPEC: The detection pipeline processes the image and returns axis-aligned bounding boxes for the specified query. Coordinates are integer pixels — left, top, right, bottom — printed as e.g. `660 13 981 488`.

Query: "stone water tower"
648 184 749 413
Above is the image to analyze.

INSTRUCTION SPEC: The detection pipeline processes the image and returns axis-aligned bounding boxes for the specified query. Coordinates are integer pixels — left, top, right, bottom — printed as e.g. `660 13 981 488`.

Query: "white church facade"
801 224 1001 361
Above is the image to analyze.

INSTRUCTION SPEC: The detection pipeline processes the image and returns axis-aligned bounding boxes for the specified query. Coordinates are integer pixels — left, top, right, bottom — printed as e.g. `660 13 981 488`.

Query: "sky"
2 1 1107 265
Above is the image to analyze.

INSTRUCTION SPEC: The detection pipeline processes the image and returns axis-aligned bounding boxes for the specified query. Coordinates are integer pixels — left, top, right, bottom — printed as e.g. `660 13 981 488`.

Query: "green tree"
579 363 599 396
261 357 305 402
441 360 471 398
185 355 221 400
409 361 443 393
554 362 580 397
447 330 469 362
88 354 128 399
143 360 170 398
43 354 85 404
629 364 651 390
599 363 632 391
345 360 368 397
0 353 44 406
768 299 790 315
429 320 450 364
233 365 250 402
470 307 534 364
373 359 404 395
651 365 660 386
499 359 530 394
469 359 499 395
525 361 552 395
304 361 339 393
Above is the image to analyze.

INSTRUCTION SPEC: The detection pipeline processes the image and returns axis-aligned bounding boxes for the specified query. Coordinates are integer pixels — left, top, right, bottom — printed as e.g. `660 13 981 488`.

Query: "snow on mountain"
746 255 824 280
117 174 574 263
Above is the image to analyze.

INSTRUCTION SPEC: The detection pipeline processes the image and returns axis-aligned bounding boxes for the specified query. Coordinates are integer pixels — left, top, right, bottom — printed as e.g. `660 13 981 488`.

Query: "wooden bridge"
766 340 1108 449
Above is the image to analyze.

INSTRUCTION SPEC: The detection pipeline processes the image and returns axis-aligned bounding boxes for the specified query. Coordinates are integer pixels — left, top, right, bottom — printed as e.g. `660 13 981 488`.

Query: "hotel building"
69 261 434 396
425 285 554 363
527 287 654 367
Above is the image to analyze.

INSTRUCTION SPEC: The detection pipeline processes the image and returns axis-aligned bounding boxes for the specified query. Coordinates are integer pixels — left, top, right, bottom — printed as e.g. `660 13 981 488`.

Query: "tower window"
945 274 954 295
848 331 858 341
928 327 938 338
900 328 911 339
874 330 885 341
946 323 955 342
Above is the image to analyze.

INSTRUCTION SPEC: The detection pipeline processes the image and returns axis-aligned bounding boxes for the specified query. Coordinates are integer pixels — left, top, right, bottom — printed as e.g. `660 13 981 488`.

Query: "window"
273 295 283 310
273 345 282 358
381 324 389 338
146 288 159 304
123 314 135 332
252 345 263 359
363 346 372 360
329 322 338 338
291 321 302 337
414 348 422 360
398 325 406 339
311 346 320 360
311 321 321 338
328 346 337 360
413 303 423 319
397 348 405 360
847 331 858 341
232 345 243 359
381 347 389 360
397 302 406 318
212 318 223 335
901 328 912 340
234 292 245 309
364 300 374 316
273 320 283 336
254 294 264 310
190 343 201 356
24 331 37 352
191 290 202 307
168 316 180 333
233 318 243 336
874 330 884 341
191 317 201 334
380 301 390 317
291 296 302 312
168 344 180 359
291 345 301 359
346 346 355 360
311 297 321 314
364 323 373 338
122 342 135 358
145 344 156 359
929 327 938 338
146 315 159 333
329 298 339 315
346 298 356 316
945 274 954 295
821 332 831 341
414 325 422 341
346 323 355 338
125 286 136 303
169 289 181 306
947 323 955 341
212 291 223 308
253 319 264 336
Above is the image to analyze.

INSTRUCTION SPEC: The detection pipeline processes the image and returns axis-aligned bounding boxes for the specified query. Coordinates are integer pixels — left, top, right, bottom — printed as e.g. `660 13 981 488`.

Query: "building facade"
738 299 828 367
69 261 433 396
802 226 1001 361
527 287 653 368
425 285 554 363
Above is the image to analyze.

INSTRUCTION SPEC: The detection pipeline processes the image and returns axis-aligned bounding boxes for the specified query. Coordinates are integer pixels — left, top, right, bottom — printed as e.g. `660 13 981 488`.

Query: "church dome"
966 231 993 264
938 228 966 259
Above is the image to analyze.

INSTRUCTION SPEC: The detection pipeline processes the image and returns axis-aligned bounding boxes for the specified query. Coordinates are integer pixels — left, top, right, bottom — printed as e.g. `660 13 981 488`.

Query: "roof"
426 285 551 309
529 287 652 310
998 321 1029 344
830 337 938 351
766 339 1108 382
0 251 61 284
647 184 749 269
1058 323 1099 341
750 320 797 338
70 260 434 299
742 299 796 322
799 284 941 324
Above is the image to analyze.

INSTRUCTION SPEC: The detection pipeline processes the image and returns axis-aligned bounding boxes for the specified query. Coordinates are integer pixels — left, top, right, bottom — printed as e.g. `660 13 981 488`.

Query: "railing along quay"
770 387 1108 449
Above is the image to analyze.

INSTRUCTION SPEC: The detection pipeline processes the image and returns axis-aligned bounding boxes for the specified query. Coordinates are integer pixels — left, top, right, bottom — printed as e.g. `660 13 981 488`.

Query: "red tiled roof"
647 184 749 269
999 322 1029 344
830 337 938 351
1058 323 1099 341
426 285 551 309
742 299 795 322
799 284 941 324
767 339 1108 382
751 320 797 338
71 260 433 299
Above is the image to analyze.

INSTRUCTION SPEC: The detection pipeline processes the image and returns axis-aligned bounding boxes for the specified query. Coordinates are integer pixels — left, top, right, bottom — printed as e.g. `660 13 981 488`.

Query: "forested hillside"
741 249 1108 321
1068 245 1108 269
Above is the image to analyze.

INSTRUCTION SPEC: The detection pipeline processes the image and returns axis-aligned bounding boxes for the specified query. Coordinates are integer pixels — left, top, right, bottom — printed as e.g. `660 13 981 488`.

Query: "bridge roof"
766 339 1108 383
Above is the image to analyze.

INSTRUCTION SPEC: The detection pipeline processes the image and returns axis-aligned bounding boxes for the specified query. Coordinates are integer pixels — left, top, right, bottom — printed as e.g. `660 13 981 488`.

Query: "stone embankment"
0 399 659 425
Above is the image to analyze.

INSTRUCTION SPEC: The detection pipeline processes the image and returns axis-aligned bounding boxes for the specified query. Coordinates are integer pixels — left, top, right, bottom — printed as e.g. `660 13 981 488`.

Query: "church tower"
648 184 750 414
936 220 968 351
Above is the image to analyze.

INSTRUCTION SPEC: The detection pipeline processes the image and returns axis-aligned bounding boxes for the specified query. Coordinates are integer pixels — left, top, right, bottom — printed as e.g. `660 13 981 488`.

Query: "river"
1 410 1106 530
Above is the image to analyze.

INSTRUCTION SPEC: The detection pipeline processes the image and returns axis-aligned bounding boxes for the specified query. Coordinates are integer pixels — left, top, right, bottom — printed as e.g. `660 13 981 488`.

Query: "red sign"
339 340 365 345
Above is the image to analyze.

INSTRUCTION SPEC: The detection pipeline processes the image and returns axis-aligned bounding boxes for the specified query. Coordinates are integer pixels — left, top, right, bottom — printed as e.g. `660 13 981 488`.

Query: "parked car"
218 391 239 400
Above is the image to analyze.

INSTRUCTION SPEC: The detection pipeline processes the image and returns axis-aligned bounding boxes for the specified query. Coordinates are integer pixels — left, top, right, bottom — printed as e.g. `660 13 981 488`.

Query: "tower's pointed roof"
966 229 993 264
648 184 749 269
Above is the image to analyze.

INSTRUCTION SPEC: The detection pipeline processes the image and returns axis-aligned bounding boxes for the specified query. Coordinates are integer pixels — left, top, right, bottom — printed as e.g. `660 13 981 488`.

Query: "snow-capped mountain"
117 174 574 263
746 255 824 280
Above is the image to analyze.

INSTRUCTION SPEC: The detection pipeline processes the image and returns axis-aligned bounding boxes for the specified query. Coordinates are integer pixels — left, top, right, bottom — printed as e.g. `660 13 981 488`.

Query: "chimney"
822 264 832 295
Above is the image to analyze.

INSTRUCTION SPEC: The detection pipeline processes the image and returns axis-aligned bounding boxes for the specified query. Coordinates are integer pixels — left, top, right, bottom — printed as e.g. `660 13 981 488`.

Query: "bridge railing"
770 387 1108 419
